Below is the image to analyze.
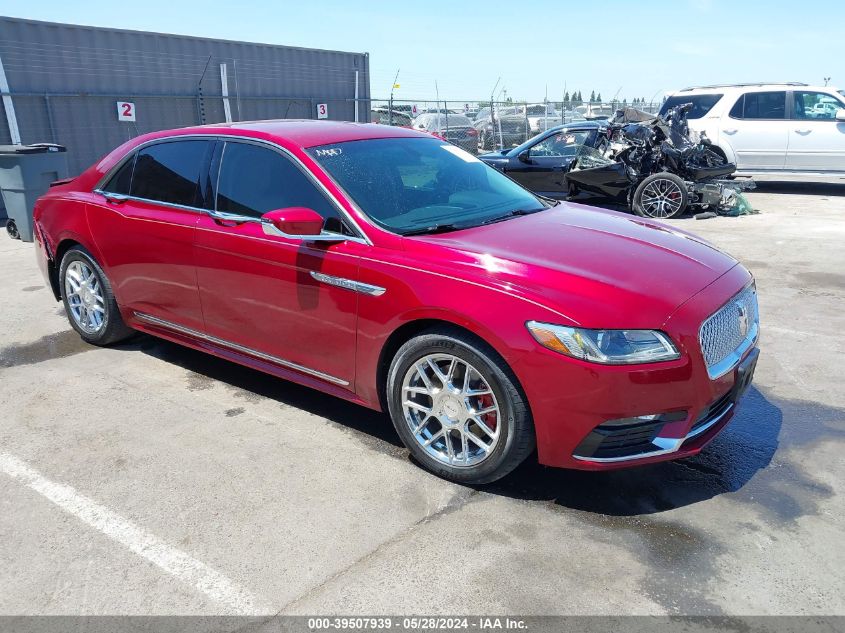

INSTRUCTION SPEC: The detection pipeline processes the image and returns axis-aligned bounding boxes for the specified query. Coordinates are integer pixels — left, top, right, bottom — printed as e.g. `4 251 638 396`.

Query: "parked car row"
371 104 589 153
410 113 478 154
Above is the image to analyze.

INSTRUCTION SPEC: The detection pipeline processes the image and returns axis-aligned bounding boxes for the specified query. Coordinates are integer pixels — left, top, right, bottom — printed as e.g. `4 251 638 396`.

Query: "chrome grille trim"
699 284 759 380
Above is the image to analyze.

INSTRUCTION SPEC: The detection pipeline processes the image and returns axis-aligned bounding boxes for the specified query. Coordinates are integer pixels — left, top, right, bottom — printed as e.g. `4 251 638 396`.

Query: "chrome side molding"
133 312 349 386
309 271 386 296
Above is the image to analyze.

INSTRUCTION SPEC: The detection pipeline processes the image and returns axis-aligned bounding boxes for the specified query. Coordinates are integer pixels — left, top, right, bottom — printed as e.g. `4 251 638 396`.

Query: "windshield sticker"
315 147 342 157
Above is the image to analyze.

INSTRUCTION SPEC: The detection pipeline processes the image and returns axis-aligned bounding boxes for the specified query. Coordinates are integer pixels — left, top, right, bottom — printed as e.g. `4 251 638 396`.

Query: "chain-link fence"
367 98 664 154
0 91 665 177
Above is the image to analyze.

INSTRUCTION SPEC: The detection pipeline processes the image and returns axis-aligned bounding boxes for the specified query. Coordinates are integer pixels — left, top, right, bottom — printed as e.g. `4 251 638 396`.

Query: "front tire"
59 246 134 345
387 328 535 484
632 172 688 219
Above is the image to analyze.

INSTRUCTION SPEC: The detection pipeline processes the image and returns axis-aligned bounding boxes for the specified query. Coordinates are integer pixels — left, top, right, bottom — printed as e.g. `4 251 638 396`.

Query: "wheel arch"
374 316 528 416
713 140 736 164
708 144 729 162
48 238 85 301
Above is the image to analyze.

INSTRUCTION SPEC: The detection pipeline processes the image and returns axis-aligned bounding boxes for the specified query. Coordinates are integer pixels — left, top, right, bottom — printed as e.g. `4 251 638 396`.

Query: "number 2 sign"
116 101 136 122
316 103 328 119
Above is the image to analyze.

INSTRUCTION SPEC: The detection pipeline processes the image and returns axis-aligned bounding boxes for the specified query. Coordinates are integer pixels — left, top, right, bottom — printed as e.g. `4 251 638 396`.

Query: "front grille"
573 420 665 460
699 285 758 376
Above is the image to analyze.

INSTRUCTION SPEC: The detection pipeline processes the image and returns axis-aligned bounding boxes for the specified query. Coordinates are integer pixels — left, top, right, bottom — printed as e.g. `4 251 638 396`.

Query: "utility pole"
435 79 441 135
824 76 831 86
489 77 500 151
389 68 400 126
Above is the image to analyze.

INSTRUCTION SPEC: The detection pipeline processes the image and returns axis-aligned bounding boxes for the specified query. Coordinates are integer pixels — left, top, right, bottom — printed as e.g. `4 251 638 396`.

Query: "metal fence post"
44 94 57 144
489 97 495 150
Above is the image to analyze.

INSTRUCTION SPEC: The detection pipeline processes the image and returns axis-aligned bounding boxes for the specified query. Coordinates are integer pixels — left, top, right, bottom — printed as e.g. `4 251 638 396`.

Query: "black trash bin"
0 144 68 242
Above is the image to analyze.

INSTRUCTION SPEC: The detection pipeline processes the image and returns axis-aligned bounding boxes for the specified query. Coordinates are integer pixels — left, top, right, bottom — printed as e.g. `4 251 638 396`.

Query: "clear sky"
1 0 841 103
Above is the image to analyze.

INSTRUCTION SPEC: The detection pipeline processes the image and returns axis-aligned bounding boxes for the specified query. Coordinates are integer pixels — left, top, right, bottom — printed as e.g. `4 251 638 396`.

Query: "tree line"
563 91 650 107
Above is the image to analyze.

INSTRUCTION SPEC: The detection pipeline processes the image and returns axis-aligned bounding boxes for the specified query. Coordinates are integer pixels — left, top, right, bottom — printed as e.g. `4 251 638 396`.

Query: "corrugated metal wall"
0 17 371 175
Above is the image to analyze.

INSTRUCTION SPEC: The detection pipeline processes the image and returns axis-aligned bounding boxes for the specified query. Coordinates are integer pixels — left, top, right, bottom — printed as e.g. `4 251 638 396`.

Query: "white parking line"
0 452 268 614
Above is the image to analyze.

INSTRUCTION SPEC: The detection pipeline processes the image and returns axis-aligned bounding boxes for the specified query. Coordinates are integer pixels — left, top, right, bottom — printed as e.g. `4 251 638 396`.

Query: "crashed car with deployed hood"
480 104 755 218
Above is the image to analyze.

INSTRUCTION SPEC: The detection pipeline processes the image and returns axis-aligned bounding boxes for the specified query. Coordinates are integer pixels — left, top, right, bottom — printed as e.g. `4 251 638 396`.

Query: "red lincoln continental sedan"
32 120 759 484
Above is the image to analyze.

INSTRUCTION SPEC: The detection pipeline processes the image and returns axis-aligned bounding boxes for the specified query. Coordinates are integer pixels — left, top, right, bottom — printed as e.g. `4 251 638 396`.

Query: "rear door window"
659 94 723 119
792 91 845 120
729 91 787 119
130 140 213 207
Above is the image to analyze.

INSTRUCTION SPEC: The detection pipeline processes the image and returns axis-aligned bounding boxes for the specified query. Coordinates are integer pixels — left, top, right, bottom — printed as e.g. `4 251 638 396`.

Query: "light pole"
389 68 400 126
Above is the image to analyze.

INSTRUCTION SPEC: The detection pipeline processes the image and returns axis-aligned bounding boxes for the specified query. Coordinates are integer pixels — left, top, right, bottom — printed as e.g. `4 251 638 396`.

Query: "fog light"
601 411 687 427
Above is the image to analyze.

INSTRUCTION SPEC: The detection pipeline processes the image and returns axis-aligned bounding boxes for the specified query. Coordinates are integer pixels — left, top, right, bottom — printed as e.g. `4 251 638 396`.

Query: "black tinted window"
131 140 212 206
730 91 786 119
659 94 723 119
103 154 135 195
216 142 343 230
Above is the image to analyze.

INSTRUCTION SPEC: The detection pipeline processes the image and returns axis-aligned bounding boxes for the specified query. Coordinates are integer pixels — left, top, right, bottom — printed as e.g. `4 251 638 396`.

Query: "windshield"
308 137 547 235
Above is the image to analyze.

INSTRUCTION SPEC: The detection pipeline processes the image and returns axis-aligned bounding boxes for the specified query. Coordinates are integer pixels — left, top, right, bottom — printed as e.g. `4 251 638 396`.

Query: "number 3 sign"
316 103 328 119
116 101 136 122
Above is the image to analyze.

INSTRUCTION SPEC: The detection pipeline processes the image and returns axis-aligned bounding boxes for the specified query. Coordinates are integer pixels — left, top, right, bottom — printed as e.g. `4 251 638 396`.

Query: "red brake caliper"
477 393 497 430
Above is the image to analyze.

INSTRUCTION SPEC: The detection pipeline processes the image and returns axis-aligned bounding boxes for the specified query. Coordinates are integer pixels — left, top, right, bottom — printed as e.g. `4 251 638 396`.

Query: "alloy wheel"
64 260 106 334
401 353 501 468
640 177 684 218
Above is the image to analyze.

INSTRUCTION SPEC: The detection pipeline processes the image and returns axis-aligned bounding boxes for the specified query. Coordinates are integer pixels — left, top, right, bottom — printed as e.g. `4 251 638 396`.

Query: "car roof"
545 121 604 131
672 82 834 94
140 119 426 148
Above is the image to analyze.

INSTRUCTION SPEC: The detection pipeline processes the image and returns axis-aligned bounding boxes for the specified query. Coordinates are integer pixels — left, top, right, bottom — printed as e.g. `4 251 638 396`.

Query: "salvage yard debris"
566 103 757 218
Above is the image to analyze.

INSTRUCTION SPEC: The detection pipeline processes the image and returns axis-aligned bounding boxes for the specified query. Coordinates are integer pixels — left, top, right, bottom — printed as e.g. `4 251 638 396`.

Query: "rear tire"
6 219 19 240
632 172 688 219
387 327 535 484
59 246 134 346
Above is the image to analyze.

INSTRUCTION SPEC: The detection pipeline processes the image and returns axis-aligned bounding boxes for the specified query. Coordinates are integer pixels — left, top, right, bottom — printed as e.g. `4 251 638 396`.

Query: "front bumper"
517 264 758 470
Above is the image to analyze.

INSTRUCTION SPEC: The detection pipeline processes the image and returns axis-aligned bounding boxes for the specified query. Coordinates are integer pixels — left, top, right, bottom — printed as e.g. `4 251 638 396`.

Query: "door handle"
723 129 737 135
794 129 811 134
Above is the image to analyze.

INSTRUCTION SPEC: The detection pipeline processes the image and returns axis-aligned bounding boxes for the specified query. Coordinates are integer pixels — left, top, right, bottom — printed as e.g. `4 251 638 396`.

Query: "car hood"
405 203 739 328
477 152 510 163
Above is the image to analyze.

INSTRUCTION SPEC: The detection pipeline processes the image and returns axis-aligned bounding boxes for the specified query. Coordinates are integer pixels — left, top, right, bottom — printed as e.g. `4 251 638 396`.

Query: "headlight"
526 321 680 365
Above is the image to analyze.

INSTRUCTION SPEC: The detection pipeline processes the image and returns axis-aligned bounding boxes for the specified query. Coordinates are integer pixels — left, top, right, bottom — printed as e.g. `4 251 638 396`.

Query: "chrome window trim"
92 189 208 215
93 133 372 245
572 402 734 464
133 312 350 387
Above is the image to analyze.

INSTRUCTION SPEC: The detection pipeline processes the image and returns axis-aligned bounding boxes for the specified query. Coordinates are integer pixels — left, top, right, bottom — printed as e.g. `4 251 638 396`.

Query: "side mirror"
518 150 531 163
836 108 845 122
261 207 341 242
